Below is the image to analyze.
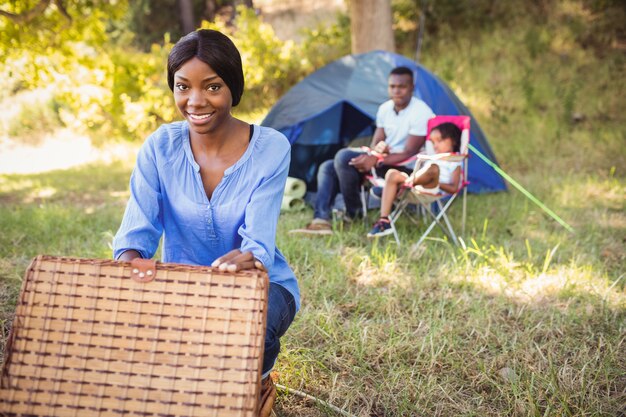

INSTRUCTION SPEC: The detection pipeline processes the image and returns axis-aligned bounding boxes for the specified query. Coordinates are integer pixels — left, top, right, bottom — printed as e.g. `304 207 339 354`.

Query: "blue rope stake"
468 143 574 233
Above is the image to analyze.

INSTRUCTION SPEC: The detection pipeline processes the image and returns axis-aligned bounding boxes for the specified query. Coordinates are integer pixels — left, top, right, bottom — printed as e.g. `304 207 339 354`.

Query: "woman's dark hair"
432 122 462 152
167 29 244 107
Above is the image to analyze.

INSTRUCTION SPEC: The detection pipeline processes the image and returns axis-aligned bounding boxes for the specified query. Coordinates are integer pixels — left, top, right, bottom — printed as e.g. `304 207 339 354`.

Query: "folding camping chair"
359 148 425 220
387 115 470 247
359 154 386 219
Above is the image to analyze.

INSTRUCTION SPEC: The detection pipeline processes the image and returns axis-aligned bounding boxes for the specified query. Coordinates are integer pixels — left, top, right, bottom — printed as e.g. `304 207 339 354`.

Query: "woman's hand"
211 249 266 272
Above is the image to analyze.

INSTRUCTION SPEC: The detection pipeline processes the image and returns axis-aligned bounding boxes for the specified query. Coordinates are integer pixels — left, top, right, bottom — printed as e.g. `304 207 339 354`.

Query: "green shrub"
2 5 352 142
52 40 175 143
200 6 350 115
5 93 63 145
200 7 303 113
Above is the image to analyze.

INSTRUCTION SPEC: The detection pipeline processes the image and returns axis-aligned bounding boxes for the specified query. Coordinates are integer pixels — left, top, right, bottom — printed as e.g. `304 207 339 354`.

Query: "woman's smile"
186 111 215 124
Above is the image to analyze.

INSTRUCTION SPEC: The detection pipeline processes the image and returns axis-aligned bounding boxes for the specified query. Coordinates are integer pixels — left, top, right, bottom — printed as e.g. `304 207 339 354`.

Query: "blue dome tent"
261 50 506 193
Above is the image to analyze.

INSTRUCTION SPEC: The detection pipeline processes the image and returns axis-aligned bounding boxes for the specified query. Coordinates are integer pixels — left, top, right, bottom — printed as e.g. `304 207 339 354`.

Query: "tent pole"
415 0 427 62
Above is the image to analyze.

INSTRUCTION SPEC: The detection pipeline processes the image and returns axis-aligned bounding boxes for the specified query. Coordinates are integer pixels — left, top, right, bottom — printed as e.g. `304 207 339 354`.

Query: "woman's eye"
207 85 220 92
175 83 188 91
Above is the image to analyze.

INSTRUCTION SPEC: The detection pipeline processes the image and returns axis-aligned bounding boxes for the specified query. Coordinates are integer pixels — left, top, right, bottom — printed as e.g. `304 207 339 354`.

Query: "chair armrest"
417 152 467 163
361 146 417 167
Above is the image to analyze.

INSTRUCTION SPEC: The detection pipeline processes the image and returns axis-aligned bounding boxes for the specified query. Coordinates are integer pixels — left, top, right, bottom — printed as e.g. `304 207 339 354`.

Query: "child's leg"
410 164 439 189
380 169 409 217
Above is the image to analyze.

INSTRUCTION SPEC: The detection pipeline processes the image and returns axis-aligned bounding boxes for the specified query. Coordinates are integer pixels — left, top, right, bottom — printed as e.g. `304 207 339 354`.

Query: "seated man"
367 122 463 238
290 66 435 235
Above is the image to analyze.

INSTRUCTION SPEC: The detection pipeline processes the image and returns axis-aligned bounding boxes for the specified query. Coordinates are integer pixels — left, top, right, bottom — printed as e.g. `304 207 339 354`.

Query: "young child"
367 122 463 238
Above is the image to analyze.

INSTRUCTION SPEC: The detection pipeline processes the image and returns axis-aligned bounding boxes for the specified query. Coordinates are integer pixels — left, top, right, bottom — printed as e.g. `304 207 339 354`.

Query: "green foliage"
392 0 625 57
0 1 128 80
125 0 236 51
298 13 351 70
6 95 63 144
51 41 176 142
125 0 182 50
1 4 350 141
200 7 299 113
575 0 626 51
201 6 349 114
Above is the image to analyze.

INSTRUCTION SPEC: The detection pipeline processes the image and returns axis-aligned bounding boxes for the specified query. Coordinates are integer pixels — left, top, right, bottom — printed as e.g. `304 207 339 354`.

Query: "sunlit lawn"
0 151 623 415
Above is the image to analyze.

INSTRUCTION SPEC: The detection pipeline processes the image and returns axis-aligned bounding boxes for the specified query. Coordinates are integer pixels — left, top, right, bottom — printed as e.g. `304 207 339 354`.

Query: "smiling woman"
112 29 299 417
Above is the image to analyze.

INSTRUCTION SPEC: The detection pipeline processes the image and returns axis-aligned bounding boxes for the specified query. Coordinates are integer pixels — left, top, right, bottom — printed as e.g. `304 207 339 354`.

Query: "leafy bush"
200 6 350 114
51 40 175 143
201 7 301 113
392 0 625 57
5 94 63 145
2 5 350 142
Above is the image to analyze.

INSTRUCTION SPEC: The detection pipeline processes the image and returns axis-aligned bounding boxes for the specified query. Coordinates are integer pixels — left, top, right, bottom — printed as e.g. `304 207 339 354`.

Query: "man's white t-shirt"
375 96 435 155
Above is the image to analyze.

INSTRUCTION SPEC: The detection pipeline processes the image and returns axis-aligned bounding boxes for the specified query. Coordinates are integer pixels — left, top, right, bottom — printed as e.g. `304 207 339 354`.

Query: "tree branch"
53 0 72 22
0 0 51 23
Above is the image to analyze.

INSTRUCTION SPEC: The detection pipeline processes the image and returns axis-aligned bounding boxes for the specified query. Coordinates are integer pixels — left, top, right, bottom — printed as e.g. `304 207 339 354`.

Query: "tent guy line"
468 143 574 233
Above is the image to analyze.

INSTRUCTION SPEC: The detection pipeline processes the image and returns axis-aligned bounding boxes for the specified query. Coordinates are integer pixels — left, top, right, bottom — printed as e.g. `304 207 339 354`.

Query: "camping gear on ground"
285 176 307 198
261 50 506 195
387 115 471 247
281 177 307 212
0 255 268 417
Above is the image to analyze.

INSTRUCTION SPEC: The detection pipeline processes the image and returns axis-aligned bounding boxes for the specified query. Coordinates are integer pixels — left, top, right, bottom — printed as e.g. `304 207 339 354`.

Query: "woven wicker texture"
0 255 268 417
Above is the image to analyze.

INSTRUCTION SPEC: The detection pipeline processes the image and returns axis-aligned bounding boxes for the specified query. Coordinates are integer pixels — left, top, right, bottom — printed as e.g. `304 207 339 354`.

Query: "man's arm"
349 127 387 172
351 132 426 172
381 134 426 165
369 127 386 148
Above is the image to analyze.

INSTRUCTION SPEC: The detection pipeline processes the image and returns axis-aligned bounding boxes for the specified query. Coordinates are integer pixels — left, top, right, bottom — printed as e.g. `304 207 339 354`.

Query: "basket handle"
130 258 157 283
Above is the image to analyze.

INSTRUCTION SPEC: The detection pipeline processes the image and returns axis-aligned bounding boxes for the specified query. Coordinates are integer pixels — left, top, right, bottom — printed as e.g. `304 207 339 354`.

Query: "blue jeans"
314 148 367 220
263 283 296 375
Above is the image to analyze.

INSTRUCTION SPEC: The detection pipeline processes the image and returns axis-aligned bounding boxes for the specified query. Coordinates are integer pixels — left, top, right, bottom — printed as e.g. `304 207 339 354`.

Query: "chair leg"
414 196 459 249
389 199 409 246
401 204 420 225
423 205 448 236
414 213 440 248
462 186 468 236
437 201 459 246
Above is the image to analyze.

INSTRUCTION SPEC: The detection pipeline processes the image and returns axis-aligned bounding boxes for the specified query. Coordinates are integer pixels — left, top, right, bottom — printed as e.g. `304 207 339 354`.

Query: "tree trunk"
202 0 220 21
178 0 195 35
350 0 395 54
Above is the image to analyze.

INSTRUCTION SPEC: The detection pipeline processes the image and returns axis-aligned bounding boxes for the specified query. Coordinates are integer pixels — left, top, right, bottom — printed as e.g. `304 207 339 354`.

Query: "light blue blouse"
113 121 300 311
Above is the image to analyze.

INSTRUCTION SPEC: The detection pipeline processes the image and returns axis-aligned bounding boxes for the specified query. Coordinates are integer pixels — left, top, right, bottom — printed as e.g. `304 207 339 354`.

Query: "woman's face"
173 57 233 136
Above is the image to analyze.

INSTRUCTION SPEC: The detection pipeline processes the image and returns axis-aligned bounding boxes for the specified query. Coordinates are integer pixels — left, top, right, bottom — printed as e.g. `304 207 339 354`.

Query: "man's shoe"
288 218 333 235
367 218 394 238
259 375 277 417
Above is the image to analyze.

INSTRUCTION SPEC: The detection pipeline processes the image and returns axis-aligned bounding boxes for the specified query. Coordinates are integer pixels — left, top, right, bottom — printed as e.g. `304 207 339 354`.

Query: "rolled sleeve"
112 139 163 260
238 147 290 269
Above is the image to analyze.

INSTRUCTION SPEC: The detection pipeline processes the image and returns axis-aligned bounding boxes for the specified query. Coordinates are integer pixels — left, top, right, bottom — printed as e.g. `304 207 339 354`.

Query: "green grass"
2 159 622 415
274 190 624 416
1 7 625 416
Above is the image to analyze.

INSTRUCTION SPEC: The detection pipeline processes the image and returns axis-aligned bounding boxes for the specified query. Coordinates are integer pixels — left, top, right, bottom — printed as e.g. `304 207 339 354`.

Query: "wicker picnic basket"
0 255 268 417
